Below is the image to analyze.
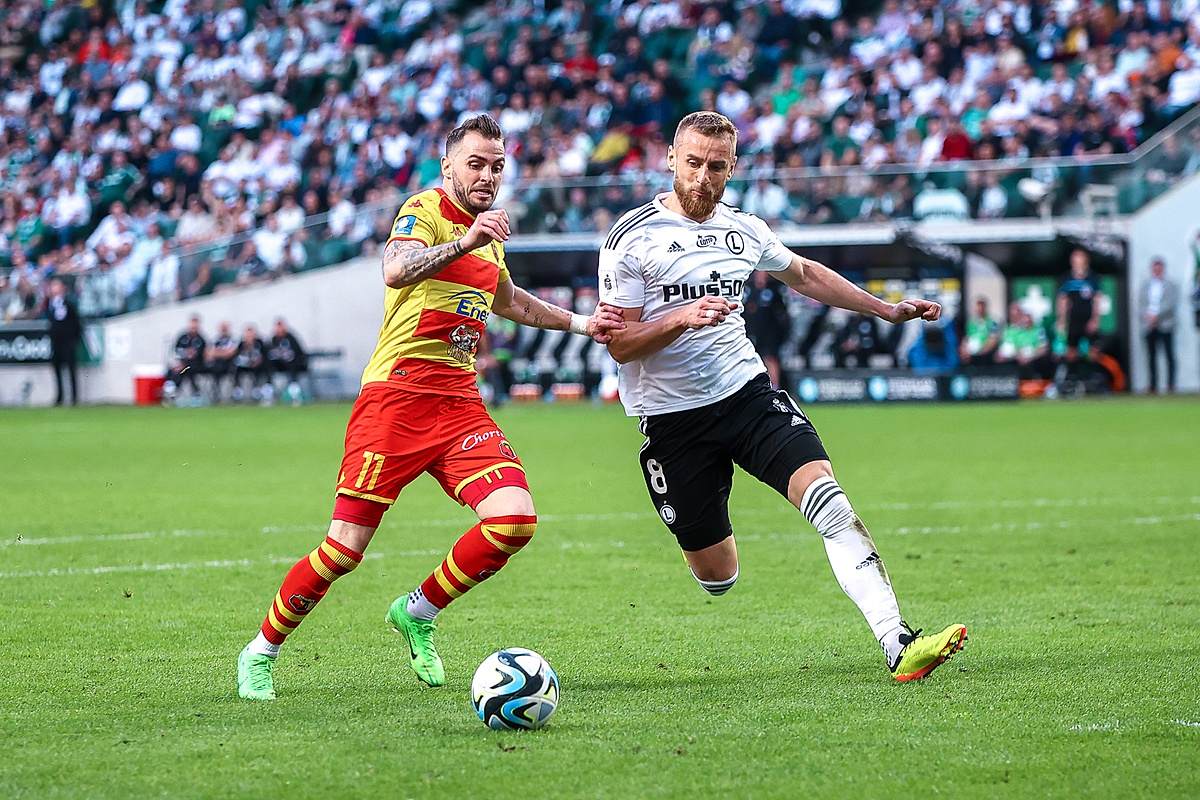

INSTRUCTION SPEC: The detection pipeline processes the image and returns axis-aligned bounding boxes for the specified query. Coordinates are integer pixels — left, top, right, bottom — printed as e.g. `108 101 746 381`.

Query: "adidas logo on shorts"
667 241 684 253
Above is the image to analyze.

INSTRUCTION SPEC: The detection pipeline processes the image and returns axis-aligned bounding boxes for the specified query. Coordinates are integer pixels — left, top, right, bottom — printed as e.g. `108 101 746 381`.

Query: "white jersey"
598 193 793 417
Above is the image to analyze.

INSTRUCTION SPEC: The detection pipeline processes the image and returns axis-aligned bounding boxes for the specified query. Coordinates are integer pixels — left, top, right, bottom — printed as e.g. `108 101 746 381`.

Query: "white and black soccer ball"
470 648 560 731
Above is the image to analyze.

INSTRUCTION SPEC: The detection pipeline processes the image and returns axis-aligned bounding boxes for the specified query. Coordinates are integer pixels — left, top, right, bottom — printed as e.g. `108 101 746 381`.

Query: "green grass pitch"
1 397 1198 799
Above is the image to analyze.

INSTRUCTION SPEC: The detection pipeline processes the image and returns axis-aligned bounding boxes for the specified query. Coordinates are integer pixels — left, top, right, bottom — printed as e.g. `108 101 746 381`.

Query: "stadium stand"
2 0 1199 322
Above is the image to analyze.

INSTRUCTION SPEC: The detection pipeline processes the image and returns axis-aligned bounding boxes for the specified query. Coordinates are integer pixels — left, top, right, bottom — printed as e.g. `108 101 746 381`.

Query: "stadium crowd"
1 0 1200 323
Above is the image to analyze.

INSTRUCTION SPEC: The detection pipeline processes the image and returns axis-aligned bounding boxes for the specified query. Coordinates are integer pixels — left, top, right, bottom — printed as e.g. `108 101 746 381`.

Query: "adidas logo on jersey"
667 241 684 253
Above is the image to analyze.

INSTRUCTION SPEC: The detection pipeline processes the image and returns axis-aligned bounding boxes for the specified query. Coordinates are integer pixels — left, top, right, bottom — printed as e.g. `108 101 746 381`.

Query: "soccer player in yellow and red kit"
237 115 624 699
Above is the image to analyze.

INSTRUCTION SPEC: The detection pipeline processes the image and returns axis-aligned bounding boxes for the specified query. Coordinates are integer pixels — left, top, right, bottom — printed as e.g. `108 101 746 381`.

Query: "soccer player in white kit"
598 111 967 681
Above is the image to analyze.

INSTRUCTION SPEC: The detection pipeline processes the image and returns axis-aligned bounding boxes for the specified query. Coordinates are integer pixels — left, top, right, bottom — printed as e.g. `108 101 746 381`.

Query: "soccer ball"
470 648 560 731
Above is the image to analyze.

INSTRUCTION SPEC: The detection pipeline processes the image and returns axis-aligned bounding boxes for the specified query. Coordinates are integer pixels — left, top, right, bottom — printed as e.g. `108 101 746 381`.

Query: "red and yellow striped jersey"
361 188 509 395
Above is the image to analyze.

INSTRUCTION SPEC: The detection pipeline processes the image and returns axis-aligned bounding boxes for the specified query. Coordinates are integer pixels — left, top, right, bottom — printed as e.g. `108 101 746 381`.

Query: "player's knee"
691 564 739 596
480 514 537 555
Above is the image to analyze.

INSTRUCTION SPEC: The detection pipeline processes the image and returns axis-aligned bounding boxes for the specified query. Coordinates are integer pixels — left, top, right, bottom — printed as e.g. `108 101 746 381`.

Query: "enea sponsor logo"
662 270 744 302
451 289 491 321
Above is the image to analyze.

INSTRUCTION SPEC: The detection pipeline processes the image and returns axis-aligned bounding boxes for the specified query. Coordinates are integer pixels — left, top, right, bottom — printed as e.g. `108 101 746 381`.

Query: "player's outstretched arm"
778 254 941 324
383 209 512 289
603 297 739 364
492 279 626 343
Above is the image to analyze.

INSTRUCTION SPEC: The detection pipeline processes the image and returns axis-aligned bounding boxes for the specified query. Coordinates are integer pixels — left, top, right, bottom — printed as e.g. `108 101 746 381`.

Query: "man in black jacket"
164 315 207 403
43 278 82 406
268 318 308 405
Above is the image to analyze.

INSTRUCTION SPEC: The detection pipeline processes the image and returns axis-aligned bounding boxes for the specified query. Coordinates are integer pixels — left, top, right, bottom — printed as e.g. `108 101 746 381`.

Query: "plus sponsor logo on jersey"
661 270 745 302
451 289 491 321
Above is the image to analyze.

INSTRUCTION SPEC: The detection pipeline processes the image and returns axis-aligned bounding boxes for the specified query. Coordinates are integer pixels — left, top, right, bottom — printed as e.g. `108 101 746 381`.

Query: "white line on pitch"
3 509 1198 581
0 552 384 580
7 496 1199 551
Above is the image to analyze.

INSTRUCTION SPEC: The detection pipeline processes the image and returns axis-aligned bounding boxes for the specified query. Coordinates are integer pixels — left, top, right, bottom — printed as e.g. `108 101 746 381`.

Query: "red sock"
261 537 363 646
419 515 536 609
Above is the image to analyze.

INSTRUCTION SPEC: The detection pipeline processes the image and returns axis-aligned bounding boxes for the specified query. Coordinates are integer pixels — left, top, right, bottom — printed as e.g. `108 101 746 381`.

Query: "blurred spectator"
267 317 308 405
907 321 960 373
833 311 890 368
146 240 181 307
205 321 239 403
996 303 1052 379
1056 248 1103 381
742 271 792 387
164 315 206 403
1139 256 1179 393
232 324 270 403
959 298 1001 366
42 277 82 406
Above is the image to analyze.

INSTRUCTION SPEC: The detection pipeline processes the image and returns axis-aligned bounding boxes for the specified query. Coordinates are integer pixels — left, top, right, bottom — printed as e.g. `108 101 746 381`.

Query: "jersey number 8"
645 458 669 494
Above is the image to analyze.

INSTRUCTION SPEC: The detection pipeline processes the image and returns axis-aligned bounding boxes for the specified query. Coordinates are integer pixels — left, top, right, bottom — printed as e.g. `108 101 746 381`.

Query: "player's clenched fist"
462 209 511 251
588 303 626 344
681 297 739 329
886 299 941 323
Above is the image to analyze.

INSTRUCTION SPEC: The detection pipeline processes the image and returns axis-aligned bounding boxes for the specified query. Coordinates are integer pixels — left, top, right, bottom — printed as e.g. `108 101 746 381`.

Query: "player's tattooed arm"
494 282 571 329
493 280 625 343
382 239 466 288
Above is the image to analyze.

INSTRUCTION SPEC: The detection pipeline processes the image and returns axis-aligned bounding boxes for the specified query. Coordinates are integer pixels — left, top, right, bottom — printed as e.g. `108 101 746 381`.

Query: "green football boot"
890 622 968 682
237 644 277 700
386 594 445 687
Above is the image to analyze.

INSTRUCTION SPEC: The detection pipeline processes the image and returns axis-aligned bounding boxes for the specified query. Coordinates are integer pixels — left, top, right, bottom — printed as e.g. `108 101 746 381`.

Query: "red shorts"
335 384 527 510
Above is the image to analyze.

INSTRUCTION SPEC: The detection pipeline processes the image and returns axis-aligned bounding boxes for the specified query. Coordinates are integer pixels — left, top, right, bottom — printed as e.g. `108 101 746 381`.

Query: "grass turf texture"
1 398 1198 799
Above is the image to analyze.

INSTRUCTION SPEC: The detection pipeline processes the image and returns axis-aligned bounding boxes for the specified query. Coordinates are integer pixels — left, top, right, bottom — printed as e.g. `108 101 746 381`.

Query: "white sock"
247 631 280 659
801 477 904 661
406 587 440 620
691 565 739 596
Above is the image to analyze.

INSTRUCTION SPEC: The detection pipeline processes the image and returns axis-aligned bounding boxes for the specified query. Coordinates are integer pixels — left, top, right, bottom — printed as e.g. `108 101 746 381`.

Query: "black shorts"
638 373 829 552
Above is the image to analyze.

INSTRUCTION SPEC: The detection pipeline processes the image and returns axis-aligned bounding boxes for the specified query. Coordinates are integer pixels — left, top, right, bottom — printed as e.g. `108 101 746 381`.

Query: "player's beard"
674 174 723 220
451 174 495 216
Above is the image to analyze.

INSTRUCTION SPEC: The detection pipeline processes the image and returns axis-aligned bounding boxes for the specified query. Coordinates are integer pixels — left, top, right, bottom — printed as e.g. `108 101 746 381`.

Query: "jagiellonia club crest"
447 324 481 363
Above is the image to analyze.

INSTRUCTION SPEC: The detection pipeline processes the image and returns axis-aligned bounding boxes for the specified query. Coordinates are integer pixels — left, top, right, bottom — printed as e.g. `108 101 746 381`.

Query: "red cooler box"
133 365 166 405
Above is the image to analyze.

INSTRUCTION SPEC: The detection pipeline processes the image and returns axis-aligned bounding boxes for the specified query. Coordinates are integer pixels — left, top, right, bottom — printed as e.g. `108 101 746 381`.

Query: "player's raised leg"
237 503 378 700
788 460 967 680
389 484 536 686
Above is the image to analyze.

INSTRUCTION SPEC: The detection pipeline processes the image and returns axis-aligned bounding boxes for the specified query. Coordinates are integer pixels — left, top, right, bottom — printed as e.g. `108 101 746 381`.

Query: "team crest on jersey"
447 324 481 362
725 231 745 254
499 441 516 459
392 215 417 237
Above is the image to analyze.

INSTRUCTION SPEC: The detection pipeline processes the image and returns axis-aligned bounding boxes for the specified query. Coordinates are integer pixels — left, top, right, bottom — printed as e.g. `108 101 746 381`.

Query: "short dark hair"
445 114 504 156
674 111 738 147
